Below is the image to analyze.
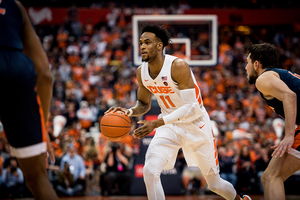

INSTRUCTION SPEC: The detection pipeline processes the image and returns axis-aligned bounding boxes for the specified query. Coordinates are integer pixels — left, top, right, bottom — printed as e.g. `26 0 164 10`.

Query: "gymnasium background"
1 0 300 197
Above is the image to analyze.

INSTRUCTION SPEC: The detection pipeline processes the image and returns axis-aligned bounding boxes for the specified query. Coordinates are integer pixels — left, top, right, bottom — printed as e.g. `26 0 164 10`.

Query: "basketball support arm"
163 88 203 124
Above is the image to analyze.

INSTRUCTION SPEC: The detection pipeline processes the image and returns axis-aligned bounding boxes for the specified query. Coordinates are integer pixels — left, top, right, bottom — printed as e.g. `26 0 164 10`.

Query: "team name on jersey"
146 86 175 94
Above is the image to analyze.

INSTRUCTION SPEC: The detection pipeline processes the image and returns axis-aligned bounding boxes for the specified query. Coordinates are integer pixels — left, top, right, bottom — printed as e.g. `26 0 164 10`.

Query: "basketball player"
0 0 59 199
245 43 300 200
106 24 250 200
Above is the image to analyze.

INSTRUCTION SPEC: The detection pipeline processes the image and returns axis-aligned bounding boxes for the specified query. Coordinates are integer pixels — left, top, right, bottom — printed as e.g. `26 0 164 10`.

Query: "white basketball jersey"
141 54 203 116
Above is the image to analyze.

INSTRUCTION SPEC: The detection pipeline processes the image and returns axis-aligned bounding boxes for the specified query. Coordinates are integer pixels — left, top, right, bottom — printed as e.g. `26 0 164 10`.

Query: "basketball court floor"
55 194 299 200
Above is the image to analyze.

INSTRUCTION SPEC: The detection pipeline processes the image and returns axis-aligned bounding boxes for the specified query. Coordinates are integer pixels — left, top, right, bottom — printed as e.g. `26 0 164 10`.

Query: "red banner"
184 8 300 25
26 7 300 26
27 7 110 25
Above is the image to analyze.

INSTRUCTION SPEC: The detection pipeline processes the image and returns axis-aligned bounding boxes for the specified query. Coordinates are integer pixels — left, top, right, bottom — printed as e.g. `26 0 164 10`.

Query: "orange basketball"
100 111 131 141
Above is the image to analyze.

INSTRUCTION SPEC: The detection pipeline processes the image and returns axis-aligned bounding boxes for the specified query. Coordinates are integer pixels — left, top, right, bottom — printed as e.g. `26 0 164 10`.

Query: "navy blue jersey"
0 0 23 50
0 0 48 159
259 68 300 125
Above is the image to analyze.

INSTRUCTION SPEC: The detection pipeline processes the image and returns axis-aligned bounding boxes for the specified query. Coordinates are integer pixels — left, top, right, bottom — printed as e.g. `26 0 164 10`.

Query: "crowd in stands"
0 2 300 198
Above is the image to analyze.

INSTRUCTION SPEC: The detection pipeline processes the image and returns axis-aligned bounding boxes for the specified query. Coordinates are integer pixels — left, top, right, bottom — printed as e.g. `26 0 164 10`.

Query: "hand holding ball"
100 111 131 141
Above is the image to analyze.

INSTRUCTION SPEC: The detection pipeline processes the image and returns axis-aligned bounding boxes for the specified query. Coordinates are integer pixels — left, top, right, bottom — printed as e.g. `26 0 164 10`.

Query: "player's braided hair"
141 23 171 48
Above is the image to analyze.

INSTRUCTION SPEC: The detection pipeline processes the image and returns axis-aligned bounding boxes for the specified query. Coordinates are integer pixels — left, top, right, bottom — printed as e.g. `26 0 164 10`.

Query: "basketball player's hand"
105 107 127 114
46 133 55 168
271 135 294 158
133 120 155 139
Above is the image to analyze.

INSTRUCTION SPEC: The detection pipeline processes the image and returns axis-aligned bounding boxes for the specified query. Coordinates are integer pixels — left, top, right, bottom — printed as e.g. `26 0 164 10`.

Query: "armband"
163 88 203 124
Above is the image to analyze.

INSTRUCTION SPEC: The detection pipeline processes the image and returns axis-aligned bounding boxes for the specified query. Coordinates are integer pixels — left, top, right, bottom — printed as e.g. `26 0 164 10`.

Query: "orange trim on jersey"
292 125 300 149
289 71 300 80
213 131 219 166
36 93 47 143
194 84 202 105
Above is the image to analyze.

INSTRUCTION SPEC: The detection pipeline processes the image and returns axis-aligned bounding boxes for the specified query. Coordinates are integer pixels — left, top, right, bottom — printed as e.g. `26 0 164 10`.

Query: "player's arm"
161 59 203 124
16 1 54 163
17 1 53 124
256 71 297 157
105 66 152 116
127 66 152 116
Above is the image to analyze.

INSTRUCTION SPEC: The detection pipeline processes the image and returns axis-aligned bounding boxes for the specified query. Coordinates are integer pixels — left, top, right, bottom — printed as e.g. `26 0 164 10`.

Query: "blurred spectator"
100 142 132 196
57 56 72 82
63 102 78 128
0 157 25 198
56 162 83 196
81 150 94 195
66 39 80 56
218 146 238 188
181 166 207 196
60 143 86 195
236 145 255 194
76 101 94 130
0 142 10 163
56 25 69 50
106 9 118 31
83 137 101 168
53 74 66 101
254 147 271 194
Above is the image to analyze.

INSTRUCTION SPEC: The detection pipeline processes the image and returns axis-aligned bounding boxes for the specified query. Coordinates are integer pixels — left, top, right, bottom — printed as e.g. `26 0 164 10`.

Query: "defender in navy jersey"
245 43 300 200
0 0 58 199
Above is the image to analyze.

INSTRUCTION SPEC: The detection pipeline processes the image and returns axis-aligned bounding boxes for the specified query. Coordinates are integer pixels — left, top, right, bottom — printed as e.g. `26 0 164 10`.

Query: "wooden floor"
56 194 300 200
8 194 300 200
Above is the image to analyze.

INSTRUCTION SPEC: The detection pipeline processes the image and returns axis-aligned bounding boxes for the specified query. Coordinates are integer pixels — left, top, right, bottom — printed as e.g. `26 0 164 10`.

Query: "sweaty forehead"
140 32 156 41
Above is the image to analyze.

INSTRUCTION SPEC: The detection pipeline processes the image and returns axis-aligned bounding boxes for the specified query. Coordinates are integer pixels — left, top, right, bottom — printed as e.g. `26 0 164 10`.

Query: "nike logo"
199 124 205 129
144 79 149 82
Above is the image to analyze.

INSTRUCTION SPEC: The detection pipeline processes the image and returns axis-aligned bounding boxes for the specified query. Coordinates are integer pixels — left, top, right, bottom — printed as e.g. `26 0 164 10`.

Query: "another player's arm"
17 1 54 163
256 71 297 157
17 1 53 123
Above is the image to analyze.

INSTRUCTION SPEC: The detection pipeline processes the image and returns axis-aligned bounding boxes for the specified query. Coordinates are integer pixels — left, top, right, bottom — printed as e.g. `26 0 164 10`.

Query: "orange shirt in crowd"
72 66 84 82
114 82 131 100
56 31 68 49
80 79 91 97
68 55 80 66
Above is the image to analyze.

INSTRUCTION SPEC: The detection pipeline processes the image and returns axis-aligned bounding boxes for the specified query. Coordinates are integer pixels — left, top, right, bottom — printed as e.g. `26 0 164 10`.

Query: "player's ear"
157 42 163 51
254 60 259 70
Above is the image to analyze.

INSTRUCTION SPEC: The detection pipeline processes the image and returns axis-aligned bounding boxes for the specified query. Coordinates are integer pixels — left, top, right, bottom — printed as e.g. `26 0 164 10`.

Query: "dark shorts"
0 49 46 157
292 125 300 151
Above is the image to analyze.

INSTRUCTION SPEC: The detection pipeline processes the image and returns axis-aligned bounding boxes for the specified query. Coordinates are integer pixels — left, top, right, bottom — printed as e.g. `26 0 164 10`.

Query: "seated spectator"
218 146 237 188
181 166 207 196
236 145 255 194
60 143 86 196
56 162 83 196
0 157 26 198
76 101 94 130
100 142 132 196
254 147 271 194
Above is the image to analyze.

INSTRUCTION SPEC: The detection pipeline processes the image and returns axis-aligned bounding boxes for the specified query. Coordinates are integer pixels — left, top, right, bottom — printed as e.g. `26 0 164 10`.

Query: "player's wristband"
127 108 133 117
